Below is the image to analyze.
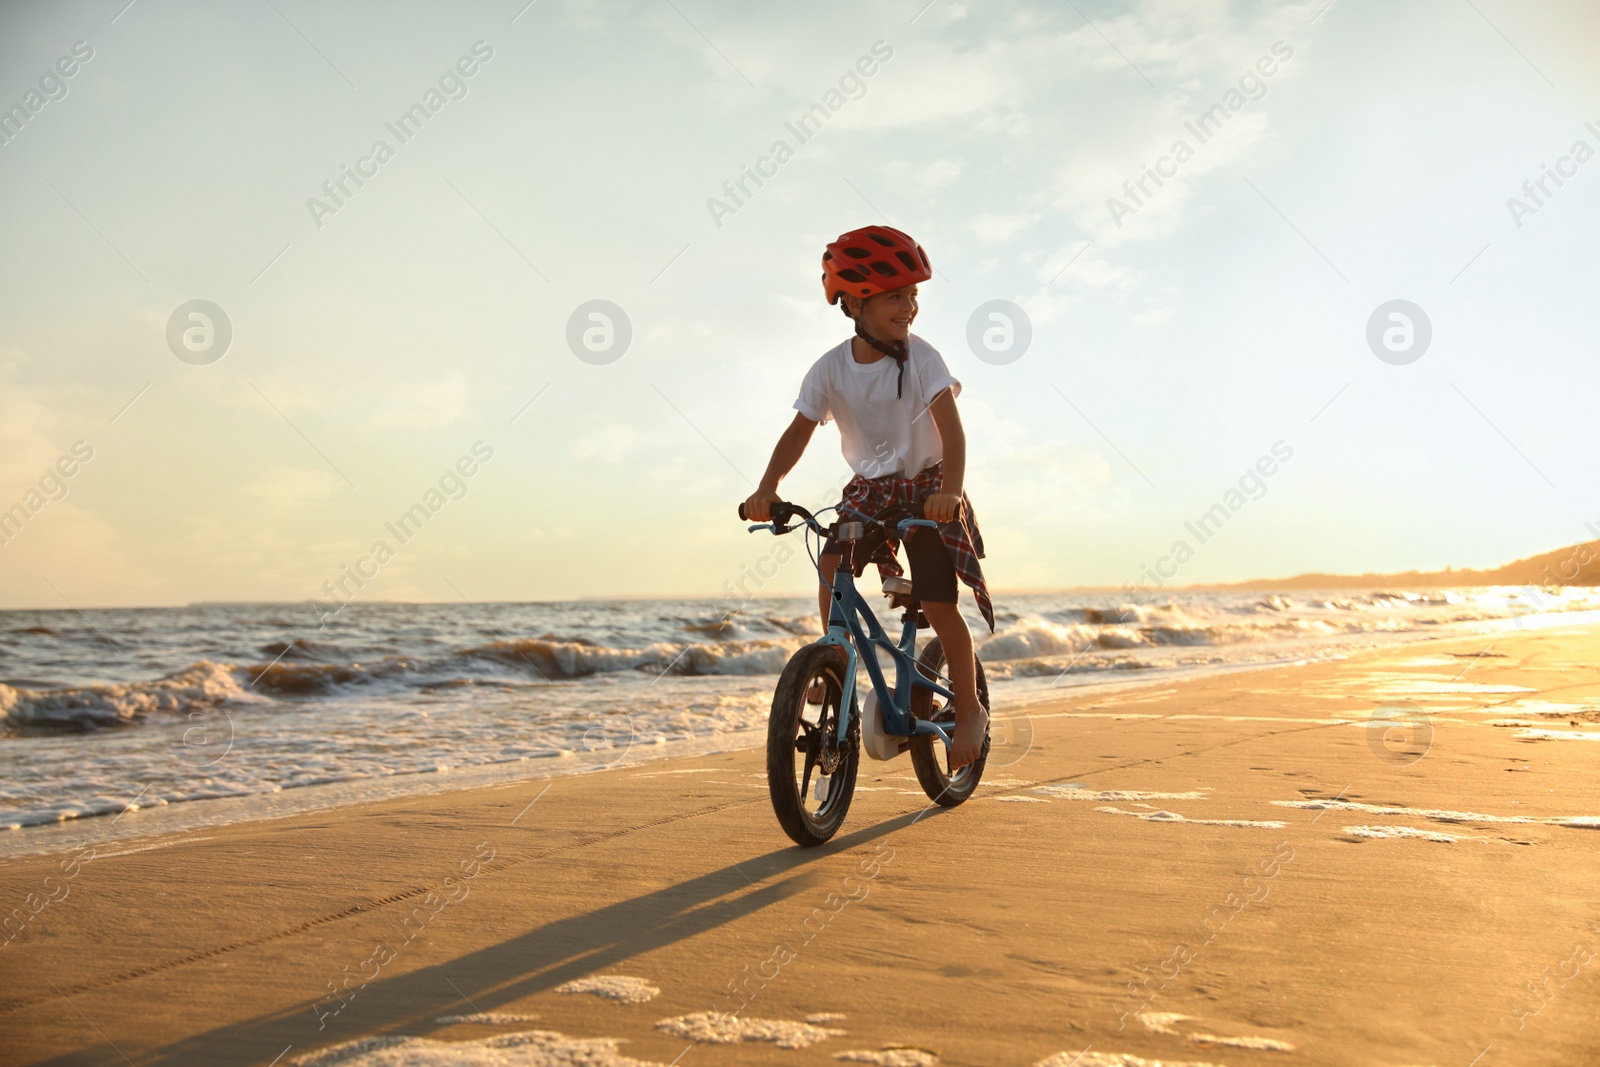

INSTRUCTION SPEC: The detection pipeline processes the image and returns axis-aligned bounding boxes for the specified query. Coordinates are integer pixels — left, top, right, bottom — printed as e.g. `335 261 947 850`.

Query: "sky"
0 0 1597 610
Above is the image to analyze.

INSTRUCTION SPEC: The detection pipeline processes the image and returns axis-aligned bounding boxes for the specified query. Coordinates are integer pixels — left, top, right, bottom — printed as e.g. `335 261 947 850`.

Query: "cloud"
970 211 1043 244
569 422 644 466
0 502 167 607
1127 306 1175 329
240 466 345 506
964 400 1117 495
362 377 470 431
1067 110 1274 245
883 158 963 190
240 369 471 431
839 1 1317 251
0 357 88 494
832 37 1026 132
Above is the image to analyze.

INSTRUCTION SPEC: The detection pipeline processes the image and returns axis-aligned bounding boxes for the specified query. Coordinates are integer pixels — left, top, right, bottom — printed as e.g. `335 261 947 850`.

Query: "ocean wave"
7 586 1597 739
984 656 1161 680
0 661 267 734
978 611 1328 661
461 637 667 678
246 658 414 695
980 617 1089 661
460 636 803 679
258 636 347 661
1 631 812 735
684 611 816 641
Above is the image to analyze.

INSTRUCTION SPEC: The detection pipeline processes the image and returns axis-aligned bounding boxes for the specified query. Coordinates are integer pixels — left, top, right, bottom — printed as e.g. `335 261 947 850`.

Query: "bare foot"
948 699 990 772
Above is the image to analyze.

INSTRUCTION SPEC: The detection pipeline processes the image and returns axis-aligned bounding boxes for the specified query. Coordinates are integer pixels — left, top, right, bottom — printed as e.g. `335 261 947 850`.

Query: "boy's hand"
744 487 783 522
924 492 961 523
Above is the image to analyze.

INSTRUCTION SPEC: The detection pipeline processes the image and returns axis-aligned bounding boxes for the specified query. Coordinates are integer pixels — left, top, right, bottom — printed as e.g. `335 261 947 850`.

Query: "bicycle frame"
813 518 958 753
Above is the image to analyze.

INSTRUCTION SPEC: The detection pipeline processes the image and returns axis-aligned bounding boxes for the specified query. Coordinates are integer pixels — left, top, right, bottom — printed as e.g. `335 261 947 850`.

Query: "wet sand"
4 623 1600 1066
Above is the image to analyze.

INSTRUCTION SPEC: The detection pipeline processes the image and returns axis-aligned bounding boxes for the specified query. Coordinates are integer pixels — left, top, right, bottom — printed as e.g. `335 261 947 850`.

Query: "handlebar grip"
740 500 786 523
741 499 809 526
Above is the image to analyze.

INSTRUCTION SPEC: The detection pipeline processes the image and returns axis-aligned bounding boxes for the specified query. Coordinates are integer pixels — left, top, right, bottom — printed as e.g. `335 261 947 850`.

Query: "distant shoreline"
0 580 1593 613
2 536 1597 611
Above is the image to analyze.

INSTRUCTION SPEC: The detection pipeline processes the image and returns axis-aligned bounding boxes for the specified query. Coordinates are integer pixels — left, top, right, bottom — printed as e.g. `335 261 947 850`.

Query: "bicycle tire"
767 643 859 846
909 636 989 806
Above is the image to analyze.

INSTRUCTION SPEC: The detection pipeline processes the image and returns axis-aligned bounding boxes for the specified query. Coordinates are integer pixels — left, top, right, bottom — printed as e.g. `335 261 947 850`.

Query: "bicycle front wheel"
766 643 858 847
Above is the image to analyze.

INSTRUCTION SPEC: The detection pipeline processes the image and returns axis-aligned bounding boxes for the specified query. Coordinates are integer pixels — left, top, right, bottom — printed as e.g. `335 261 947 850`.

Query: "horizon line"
0 581 1578 613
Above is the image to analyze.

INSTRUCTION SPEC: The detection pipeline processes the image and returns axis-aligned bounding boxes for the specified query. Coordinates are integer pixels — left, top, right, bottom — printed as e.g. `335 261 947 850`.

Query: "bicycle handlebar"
738 498 929 535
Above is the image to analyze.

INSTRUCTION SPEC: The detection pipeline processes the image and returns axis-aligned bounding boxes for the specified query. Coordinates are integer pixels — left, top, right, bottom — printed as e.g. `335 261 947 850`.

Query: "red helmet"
822 225 932 305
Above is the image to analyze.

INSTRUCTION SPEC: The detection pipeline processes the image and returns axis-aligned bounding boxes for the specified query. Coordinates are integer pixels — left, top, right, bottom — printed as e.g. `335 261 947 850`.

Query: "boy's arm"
926 387 965 523
744 412 818 521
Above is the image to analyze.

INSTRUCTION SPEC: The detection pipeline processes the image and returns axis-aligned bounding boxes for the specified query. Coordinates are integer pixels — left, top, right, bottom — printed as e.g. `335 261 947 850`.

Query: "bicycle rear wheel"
909 636 989 806
767 643 859 846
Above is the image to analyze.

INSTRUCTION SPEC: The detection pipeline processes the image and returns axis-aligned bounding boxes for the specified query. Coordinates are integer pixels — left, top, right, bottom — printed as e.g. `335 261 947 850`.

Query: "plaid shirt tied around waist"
836 461 995 633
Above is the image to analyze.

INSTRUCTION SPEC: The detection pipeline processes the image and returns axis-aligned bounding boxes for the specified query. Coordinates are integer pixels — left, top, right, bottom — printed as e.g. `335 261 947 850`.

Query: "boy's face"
854 284 918 341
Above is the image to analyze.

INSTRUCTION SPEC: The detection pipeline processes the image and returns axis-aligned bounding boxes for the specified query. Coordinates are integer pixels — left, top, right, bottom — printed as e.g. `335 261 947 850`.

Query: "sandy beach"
4 622 1600 1067
7 1 1599 1063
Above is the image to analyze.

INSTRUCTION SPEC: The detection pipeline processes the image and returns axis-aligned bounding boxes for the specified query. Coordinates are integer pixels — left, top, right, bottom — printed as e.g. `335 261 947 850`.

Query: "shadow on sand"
31 809 935 1066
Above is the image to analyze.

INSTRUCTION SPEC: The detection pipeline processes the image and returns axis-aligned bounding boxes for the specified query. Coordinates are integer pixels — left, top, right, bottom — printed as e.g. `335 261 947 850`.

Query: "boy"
742 225 994 771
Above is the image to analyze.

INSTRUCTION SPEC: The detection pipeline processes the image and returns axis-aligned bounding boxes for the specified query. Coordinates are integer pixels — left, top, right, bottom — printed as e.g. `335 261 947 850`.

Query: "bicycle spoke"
765 622 864 844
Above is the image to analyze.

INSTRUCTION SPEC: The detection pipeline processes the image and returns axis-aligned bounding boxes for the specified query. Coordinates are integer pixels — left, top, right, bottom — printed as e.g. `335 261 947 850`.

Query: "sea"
3 586 1596 855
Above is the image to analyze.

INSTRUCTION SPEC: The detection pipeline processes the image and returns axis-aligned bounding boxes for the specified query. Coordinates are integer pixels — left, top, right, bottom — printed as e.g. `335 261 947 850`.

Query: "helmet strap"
854 323 908 399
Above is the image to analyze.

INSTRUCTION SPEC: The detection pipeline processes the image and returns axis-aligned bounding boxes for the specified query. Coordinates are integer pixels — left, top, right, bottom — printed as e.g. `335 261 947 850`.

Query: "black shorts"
819 524 960 604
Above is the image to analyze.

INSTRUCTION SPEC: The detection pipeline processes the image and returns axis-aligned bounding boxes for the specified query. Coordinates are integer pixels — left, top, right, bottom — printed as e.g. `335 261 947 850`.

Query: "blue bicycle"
738 499 991 846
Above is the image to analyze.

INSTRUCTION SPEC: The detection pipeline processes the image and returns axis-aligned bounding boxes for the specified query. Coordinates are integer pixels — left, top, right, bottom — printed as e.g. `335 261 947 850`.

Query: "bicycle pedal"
814 774 831 801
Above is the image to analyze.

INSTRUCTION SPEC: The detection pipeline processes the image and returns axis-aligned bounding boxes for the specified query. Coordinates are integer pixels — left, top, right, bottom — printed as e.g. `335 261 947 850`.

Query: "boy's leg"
906 527 987 770
921 602 986 769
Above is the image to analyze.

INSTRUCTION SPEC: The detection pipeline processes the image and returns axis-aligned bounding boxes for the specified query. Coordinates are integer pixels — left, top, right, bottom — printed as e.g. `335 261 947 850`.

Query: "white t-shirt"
793 335 960 479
